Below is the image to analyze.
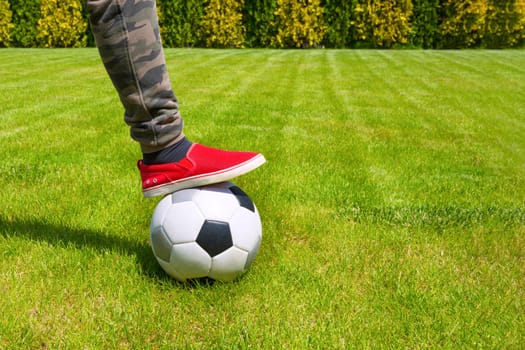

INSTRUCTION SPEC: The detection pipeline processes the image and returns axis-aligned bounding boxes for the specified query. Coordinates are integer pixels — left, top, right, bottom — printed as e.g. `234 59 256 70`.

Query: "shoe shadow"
0 215 179 284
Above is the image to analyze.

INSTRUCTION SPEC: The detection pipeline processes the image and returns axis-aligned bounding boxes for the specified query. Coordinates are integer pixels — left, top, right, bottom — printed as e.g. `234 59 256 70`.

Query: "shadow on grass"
0 215 208 288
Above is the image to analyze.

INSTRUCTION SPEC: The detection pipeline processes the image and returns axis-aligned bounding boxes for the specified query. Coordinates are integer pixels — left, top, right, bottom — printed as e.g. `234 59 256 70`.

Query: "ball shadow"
0 215 182 285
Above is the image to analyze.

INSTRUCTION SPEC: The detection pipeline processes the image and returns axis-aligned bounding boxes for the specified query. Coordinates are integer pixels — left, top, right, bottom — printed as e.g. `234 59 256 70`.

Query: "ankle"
142 137 193 165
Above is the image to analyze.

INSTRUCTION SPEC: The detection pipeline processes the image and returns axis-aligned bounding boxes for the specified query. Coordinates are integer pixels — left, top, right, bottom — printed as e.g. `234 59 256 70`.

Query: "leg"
87 0 183 154
87 0 265 197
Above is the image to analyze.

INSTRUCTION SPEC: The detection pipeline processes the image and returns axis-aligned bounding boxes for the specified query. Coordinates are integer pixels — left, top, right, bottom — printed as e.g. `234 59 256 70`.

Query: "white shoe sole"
142 154 266 198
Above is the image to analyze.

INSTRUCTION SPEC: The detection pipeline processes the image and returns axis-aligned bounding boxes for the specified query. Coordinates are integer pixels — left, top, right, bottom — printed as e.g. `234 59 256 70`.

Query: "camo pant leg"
86 0 184 154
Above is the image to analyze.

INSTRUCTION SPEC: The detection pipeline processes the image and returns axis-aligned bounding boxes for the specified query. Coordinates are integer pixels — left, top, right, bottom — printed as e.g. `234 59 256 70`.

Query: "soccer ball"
150 182 262 282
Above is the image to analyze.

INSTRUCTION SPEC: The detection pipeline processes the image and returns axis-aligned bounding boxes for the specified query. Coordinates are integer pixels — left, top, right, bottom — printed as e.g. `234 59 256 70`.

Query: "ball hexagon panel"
170 187 198 204
244 237 261 271
193 185 240 221
208 246 249 282
162 201 205 244
156 259 186 282
150 227 172 262
171 242 211 280
150 194 173 232
196 220 233 257
229 208 262 252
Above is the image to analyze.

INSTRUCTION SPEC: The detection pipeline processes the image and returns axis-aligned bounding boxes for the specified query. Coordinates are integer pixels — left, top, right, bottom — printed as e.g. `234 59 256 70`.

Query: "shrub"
244 0 277 47
37 0 88 47
436 0 488 48
157 0 205 47
352 0 413 48
274 0 327 48
410 0 439 48
0 0 14 47
483 0 525 48
9 0 41 47
81 0 95 47
323 0 357 48
201 0 246 48
519 0 525 45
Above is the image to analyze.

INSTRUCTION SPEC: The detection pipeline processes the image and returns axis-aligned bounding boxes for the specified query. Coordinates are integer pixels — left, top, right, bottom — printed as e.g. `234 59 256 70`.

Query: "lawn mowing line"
374 51 447 94
471 50 525 75
354 51 440 128
165 48 252 85
323 50 361 120
372 51 444 111
342 204 525 231
0 49 99 76
0 48 46 69
357 51 509 148
321 51 389 208
178 51 292 149
219 51 288 99
249 51 303 118
166 51 279 107
423 54 525 165
370 52 491 145
165 49 225 82
432 51 525 90
200 51 288 114
340 52 481 208
166 50 294 137
432 51 490 76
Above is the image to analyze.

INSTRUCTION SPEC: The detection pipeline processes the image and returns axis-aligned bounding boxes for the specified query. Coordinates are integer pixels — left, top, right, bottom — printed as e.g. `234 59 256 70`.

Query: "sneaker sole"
142 154 266 198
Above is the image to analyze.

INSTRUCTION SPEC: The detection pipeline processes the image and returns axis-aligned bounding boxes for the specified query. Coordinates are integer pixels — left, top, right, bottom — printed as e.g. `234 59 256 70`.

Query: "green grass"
0 48 524 349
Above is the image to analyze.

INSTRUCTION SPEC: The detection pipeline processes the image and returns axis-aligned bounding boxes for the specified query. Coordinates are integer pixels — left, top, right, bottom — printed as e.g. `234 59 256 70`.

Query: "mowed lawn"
0 48 524 349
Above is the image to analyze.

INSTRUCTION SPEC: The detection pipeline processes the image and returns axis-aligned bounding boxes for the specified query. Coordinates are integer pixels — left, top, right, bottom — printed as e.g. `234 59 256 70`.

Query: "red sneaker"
138 144 266 197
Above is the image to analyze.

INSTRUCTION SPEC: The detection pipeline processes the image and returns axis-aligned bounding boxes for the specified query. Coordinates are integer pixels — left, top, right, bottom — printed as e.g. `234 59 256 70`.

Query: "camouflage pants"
86 0 184 153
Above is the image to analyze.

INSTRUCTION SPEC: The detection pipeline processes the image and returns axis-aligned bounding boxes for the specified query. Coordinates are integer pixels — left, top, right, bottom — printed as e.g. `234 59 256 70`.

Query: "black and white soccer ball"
150 182 262 282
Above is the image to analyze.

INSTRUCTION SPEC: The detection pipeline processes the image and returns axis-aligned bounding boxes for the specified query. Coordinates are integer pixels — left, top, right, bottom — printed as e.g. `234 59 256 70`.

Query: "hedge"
157 0 204 48
201 0 246 47
436 0 525 48
9 0 41 47
37 0 87 48
0 0 13 47
352 0 414 48
244 0 277 47
410 0 439 49
483 0 525 48
2 0 525 48
274 0 326 48
323 0 355 48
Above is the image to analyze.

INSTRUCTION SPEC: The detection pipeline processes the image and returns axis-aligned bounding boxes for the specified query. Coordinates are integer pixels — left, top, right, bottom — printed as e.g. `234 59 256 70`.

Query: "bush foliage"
9 0 41 47
37 0 87 48
157 0 204 48
3 0 525 48
201 0 246 48
0 0 14 47
436 0 488 48
410 0 439 48
323 0 356 48
274 0 326 48
483 0 525 48
244 0 277 47
352 0 413 48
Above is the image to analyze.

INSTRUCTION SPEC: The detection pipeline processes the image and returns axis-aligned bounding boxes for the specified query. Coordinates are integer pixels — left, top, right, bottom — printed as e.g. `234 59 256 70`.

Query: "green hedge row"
1 0 524 48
